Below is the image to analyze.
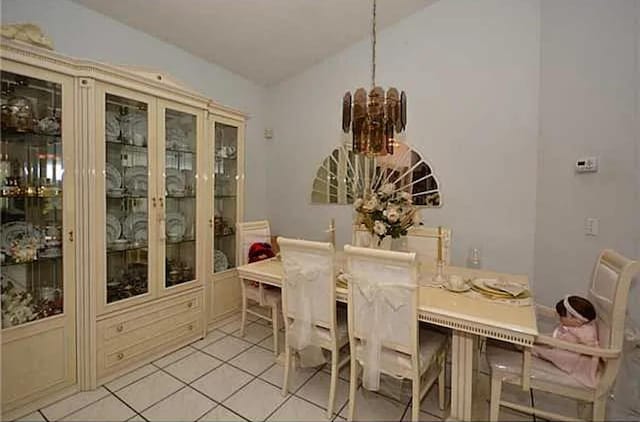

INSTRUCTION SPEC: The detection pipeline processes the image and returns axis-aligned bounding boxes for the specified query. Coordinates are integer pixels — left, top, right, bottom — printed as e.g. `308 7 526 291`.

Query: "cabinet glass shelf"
163 108 197 288
213 122 238 273
1 70 65 329
104 93 150 304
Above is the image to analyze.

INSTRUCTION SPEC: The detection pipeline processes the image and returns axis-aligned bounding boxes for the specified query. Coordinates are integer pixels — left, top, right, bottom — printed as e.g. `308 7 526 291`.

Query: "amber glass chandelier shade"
342 87 406 156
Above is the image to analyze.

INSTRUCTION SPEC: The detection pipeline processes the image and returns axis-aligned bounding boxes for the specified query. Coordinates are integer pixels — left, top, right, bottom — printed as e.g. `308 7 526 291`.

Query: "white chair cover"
345 246 417 391
279 238 335 365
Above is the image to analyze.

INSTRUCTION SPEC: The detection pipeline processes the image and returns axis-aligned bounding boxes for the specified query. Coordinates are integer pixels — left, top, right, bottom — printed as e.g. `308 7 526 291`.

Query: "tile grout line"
39 388 111 422
37 409 50 422
103 384 148 421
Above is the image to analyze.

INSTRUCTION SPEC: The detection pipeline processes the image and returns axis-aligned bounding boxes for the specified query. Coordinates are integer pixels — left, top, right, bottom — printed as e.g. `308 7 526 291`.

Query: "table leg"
449 330 475 421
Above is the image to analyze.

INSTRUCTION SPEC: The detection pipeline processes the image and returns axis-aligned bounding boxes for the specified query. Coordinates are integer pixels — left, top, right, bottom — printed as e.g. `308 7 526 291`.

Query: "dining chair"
344 245 449 422
486 249 640 422
406 226 452 265
236 220 281 355
278 237 350 418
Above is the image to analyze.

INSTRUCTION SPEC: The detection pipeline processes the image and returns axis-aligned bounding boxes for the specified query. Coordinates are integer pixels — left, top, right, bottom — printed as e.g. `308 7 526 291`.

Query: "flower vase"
372 235 392 250
391 236 408 252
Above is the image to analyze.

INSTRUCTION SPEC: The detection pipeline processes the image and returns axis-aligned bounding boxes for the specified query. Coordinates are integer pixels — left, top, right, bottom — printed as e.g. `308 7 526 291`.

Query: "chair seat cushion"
355 328 447 378
245 283 281 306
487 344 595 391
312 306 349 347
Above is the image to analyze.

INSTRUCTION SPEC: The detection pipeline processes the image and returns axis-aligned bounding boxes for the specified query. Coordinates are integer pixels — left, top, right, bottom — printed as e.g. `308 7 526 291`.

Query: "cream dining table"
237 255 538 421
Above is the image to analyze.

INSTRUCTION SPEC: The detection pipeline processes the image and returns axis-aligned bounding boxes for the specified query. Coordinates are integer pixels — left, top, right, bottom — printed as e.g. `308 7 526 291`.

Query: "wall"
534 0 640 308
266 0 541 277
1 0 268 221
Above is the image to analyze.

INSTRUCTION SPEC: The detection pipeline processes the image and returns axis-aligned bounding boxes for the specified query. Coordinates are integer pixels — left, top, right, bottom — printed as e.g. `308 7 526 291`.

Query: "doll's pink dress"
533 321 600 388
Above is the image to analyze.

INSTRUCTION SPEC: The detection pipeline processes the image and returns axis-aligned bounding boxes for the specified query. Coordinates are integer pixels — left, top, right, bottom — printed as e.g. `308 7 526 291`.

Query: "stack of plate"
165 168 186 196
471 278 530 299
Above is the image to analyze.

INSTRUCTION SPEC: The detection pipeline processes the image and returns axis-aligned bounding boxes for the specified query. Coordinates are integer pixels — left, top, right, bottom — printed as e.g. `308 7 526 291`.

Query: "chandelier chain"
371 0 377 88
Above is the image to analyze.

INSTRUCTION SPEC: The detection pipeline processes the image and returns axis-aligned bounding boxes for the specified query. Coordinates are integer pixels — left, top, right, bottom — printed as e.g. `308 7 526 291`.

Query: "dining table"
237 255 538 421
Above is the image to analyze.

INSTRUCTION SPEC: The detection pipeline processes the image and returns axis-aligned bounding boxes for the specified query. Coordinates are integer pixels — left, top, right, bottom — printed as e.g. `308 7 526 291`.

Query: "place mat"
422 281 533 307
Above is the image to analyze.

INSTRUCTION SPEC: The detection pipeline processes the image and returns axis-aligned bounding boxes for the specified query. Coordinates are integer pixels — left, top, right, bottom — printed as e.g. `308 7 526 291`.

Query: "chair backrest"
345 245 418 356
406 226 452 264
587 250 640 350
236 220 271 266
278 237 336 333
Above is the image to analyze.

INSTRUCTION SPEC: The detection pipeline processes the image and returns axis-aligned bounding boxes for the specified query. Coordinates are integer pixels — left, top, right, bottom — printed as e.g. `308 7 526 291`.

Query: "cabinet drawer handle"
116 324 124 332
188 324 194 331
152 197 157 207
68 230 74 242
117 352 124 360
187 301 194 308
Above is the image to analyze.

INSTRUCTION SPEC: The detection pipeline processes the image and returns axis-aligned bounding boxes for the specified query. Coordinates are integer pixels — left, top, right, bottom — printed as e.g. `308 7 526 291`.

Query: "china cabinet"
1 32 246 420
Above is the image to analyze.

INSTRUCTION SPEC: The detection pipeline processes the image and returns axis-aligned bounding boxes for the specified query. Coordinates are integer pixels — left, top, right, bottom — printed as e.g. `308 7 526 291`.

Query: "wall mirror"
311 141 441 207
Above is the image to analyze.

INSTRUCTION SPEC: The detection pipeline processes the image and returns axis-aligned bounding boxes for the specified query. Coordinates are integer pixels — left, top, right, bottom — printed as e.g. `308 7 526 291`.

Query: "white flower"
353 198 363 209
380 183 395 195
373 220 387 236
363 196 378 211
386 207 400 223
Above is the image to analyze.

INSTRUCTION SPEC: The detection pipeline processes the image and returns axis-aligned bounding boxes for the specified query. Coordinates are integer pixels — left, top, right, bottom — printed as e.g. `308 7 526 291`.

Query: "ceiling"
73 0 435 85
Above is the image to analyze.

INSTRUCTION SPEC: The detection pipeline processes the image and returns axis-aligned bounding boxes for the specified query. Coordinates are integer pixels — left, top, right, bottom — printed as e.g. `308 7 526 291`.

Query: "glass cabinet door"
163 108 197 288
1 71 65 328
104 94 150 304
213 122 238 273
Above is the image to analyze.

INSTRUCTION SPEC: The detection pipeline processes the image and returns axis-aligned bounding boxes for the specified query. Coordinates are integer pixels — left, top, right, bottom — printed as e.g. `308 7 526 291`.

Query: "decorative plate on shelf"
105 162 122 192
122 212 148 242
124 166 148 195
130 113 147 146
106 213 122 244
165 168 186 195
1 222 43 262
165 212 186 240
214 249 229 272
106 110 120 142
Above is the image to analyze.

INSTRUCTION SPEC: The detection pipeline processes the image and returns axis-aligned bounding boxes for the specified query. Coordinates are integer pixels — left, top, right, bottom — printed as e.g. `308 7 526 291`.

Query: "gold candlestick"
328 218 336 246
432 226 446 284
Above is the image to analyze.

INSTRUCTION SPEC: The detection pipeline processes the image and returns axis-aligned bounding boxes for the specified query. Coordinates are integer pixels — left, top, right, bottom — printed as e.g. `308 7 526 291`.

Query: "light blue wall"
1 0 268 221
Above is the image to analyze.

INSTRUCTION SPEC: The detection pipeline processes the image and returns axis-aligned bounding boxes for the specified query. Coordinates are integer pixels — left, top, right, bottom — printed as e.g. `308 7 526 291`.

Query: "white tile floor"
18 311 565 422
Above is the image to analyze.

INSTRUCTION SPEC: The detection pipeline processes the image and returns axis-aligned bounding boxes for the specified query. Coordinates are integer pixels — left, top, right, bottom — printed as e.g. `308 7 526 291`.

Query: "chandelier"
342 0 406 156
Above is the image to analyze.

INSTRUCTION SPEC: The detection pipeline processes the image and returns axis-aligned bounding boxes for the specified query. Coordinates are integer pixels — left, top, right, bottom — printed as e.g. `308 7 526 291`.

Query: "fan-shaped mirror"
310 142 441 207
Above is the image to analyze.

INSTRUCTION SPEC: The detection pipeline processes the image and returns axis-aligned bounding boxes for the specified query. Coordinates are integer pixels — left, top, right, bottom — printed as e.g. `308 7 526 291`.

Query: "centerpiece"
354 183 421 248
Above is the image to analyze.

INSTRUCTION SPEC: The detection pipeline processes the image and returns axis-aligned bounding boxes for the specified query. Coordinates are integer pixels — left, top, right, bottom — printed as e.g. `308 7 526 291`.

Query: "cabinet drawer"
99 292 201 342
96 290 203 380
101 318 201 373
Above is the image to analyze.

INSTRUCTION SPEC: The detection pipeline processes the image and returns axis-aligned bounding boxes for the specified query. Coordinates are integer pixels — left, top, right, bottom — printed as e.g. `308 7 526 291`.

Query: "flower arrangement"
354 183 421 245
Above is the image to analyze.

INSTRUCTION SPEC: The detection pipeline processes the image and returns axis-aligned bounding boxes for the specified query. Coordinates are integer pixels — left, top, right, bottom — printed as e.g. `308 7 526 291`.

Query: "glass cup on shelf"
466 247 482 269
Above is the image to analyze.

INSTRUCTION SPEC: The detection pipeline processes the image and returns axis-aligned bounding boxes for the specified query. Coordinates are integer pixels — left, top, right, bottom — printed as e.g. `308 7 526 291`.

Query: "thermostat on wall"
575 157 598 173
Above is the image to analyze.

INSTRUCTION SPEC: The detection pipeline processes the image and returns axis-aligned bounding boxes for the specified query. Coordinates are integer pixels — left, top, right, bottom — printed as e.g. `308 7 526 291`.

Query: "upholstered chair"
486 249 640 421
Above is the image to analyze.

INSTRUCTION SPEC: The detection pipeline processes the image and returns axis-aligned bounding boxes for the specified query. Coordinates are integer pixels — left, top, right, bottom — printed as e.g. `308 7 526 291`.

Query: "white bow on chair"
282 258 327 366
344 272 416 390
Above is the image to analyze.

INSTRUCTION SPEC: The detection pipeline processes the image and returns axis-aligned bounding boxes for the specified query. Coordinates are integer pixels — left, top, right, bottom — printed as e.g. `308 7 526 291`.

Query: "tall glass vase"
372 235 392 250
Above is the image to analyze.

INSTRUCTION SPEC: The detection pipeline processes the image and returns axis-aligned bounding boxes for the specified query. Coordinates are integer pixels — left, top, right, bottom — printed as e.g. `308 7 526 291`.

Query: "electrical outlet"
585 217 599 236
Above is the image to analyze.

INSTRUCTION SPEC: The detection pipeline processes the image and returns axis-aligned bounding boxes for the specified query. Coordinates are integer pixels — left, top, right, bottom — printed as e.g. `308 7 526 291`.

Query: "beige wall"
534 0 640 309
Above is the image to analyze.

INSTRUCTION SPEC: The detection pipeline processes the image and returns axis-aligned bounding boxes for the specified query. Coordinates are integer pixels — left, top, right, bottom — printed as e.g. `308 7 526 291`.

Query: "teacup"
447 275 466 290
